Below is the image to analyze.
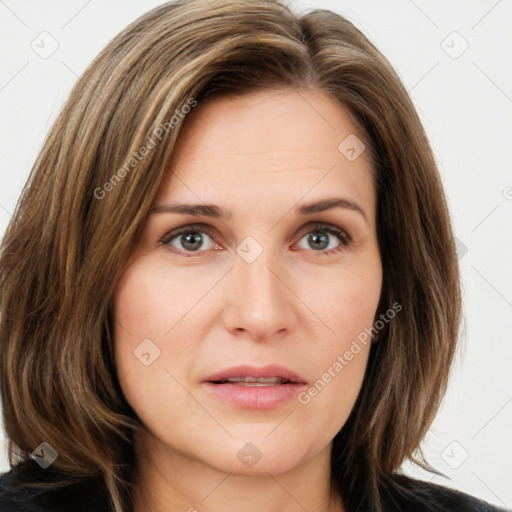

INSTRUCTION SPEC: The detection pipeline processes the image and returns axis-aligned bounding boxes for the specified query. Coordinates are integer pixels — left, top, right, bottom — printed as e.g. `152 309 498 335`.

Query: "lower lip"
203 382 307 409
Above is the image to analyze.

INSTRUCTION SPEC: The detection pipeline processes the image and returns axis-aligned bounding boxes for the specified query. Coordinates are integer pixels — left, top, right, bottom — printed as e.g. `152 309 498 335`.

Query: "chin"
207 447 307 477
188 431 320 477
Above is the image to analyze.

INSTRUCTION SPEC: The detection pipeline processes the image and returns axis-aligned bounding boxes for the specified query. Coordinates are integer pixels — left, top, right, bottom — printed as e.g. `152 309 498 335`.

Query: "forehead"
154 87 376 223
170 88 369 164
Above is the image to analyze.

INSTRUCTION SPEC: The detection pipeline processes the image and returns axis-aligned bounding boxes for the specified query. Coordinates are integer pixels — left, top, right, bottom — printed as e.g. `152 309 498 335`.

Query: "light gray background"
1 0 511 508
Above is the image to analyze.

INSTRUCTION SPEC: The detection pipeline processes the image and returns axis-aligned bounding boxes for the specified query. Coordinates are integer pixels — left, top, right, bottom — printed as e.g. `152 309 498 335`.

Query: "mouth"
213 376 299 386
202 365 307 409
203 364 307 385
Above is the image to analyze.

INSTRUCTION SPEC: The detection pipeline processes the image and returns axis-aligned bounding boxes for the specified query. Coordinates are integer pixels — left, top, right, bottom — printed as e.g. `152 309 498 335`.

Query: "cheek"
111 258 218 423
113 261 167 333
303 254 382 350
297 324 372 444
113 255 228 339
295 259 381 419
113 258 200 348
112 261 179 410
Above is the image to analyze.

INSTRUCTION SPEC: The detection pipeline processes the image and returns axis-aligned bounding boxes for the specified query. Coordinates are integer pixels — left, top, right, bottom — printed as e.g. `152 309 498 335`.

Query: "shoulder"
383 475 510 512
0 461 109 512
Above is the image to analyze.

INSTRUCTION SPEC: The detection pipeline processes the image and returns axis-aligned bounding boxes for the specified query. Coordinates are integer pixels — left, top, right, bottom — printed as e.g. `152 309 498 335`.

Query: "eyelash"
159 222 352 257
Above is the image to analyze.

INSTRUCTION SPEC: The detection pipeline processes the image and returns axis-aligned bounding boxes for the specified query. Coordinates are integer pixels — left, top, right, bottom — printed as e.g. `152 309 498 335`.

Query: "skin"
113 87 382 512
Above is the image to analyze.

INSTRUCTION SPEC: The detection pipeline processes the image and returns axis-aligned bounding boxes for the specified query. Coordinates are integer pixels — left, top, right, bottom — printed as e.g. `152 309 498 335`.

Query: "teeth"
218 376 289 385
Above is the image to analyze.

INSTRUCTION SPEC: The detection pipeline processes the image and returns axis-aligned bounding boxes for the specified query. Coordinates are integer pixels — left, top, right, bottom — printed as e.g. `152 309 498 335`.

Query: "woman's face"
113 87 382 476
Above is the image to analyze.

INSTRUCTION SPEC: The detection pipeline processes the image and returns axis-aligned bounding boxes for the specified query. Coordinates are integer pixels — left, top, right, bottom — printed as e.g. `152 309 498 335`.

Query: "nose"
221 242 296 342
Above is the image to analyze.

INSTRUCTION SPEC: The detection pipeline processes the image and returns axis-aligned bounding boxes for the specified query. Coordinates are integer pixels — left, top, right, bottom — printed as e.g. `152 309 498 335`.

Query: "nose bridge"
235 235 283 304
223 234 294 337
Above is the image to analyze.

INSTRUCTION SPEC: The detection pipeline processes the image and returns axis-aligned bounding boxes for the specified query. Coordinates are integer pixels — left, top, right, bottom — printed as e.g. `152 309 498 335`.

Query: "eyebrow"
150 197 369 224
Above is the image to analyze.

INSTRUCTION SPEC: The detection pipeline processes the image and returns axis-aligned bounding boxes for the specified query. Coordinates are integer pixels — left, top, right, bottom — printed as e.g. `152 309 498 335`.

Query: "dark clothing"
0 462 107 512
0 461 509 511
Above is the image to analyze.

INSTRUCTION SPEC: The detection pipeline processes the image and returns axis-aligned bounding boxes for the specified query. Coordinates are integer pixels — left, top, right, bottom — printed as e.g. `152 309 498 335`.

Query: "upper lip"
203 364 307 384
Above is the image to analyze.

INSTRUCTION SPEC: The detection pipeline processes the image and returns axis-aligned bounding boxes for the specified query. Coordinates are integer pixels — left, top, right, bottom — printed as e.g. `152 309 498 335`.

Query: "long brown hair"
0 1 461 511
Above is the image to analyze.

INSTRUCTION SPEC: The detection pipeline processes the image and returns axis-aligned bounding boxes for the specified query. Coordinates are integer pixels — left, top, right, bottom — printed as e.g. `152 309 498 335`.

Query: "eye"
160 221 352 257
160 223 220 256
295 222 351 256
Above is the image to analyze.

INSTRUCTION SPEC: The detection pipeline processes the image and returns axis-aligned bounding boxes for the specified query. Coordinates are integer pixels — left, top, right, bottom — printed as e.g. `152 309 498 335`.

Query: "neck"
131 430 344 512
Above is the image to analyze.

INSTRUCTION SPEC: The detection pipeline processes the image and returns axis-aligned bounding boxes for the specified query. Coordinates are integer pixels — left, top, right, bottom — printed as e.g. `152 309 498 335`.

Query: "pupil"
183 232 202 251
309 232 328 250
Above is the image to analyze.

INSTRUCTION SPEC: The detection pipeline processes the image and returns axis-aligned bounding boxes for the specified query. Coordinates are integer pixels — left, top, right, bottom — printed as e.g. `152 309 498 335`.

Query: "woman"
0 1 508 511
